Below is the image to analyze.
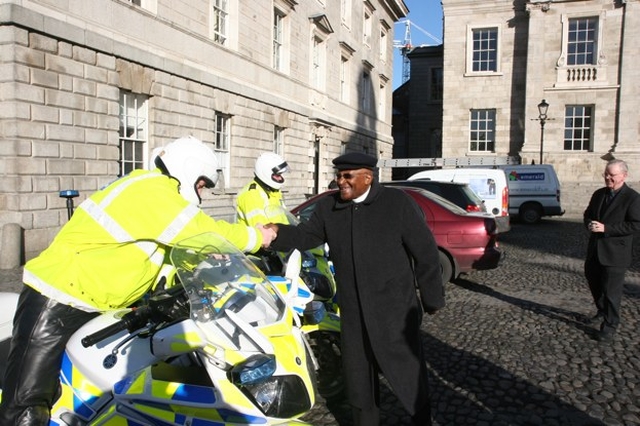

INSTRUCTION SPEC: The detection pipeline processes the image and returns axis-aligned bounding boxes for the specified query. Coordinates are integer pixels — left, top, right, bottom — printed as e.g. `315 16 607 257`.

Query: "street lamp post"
537 99 549 165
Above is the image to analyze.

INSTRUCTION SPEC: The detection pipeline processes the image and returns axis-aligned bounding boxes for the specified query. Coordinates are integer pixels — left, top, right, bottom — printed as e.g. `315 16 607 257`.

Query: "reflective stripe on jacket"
236 179 286 227
24 170 261 312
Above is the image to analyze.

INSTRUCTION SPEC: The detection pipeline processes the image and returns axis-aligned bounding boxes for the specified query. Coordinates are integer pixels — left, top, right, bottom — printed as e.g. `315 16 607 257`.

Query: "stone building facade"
438 0 639 184
0 0 407 263
396 0 638 187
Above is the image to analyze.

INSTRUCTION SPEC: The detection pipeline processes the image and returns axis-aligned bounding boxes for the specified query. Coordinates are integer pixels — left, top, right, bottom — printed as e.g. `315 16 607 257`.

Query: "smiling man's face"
335 168 373 201
603 163 627 191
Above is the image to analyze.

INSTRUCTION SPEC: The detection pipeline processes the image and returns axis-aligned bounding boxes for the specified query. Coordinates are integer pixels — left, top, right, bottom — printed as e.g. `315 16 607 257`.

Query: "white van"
497 164 565 224
408 168 510 232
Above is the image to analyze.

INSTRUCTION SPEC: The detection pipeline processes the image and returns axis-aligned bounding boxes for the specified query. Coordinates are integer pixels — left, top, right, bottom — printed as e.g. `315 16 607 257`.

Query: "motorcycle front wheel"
309 331 344 400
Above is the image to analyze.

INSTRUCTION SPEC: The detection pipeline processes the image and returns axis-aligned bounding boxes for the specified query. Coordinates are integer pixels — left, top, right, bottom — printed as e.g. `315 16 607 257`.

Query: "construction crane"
393 20 443 84
393 20 412 84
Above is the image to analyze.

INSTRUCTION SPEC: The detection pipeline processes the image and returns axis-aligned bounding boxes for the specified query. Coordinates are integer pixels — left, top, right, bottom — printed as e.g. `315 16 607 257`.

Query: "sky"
392 0 444 90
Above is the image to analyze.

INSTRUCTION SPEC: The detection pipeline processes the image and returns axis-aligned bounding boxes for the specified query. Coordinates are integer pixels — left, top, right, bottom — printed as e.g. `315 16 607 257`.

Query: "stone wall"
0 1 405 264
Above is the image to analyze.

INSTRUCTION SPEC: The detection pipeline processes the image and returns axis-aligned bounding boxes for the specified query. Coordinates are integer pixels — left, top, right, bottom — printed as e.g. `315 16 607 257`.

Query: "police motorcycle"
0 232 317 425
248 206 343 400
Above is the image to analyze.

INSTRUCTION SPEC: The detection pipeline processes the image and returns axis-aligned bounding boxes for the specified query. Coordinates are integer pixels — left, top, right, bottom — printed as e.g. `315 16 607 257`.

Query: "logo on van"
507 171 545 182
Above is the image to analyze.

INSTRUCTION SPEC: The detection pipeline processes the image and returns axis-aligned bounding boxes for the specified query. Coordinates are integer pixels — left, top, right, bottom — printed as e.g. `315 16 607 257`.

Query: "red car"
291 186 504 283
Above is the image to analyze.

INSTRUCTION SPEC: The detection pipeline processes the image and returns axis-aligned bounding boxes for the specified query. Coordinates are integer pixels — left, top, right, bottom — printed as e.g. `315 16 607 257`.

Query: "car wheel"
439 251 453 283
520 203 542 224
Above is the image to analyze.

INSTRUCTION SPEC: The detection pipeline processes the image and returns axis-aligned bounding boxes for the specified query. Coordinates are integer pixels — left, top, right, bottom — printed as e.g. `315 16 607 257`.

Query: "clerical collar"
353 187 371 203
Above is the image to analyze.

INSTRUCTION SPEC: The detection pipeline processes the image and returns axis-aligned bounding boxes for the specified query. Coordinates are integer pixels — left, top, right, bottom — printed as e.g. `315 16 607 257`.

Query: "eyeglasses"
602 172 622 178
335 171 368 180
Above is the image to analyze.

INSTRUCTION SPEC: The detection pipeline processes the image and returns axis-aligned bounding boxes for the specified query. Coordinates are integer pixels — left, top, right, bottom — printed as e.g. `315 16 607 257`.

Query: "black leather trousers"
0 285 98 425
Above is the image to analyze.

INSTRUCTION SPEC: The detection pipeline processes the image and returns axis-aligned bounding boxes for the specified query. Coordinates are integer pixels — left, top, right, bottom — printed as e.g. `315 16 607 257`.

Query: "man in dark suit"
584 159 640 342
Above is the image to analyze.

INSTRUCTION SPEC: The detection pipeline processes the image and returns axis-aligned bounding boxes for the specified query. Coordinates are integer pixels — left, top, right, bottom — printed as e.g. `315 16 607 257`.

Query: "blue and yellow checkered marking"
114 374 216 404
58 351 103 419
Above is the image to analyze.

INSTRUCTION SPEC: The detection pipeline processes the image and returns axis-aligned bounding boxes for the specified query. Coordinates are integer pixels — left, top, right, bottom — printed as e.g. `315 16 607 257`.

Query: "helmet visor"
271 161 289 175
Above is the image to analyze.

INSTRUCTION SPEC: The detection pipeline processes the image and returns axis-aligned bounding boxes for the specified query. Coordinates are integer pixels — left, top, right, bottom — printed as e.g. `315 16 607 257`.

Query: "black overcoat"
271 181 445 412
583 183 640 267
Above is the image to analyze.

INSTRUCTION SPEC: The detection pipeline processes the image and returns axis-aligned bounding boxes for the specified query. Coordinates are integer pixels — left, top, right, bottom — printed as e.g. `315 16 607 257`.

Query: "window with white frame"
469 26 499 73
378 80 386 119
341 0 352 28
564 105 592 151
273 125 284 156
363 4 373 47
311 35 326 90
360 70 371 113
212 0 228 45
379 22 389 62
273 0 296 73
214 112 231 186
119 91 148 176
121 0 157 13
555 13 605 85
340 55 350 103
273 8 285 70
339 42 355 103
469 109 495 152
567 17 598 65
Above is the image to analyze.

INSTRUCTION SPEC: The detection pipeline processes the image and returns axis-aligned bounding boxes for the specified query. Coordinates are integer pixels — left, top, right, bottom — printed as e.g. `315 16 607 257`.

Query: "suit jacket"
583 183 640 267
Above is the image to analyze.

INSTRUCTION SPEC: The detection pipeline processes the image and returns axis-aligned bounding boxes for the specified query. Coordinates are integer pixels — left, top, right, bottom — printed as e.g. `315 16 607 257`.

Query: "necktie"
606 190 615 206
601 190 614 216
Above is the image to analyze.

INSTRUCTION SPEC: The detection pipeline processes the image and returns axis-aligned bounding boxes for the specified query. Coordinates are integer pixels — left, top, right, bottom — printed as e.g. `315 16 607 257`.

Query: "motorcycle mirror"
285 249 301 286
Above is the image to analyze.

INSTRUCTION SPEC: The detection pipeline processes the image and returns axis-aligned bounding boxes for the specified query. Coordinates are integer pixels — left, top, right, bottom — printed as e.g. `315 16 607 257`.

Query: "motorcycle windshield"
265 205 298 226
171 233 287 352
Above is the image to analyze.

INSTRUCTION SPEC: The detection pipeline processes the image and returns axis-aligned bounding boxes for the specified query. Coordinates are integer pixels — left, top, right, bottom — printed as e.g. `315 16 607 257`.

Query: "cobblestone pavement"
301 217 640 425
2 217 640 425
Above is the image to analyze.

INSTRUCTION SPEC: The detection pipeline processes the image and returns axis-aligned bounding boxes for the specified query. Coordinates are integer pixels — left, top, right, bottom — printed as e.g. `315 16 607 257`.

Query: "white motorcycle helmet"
153 136 219 205
255 152 289 190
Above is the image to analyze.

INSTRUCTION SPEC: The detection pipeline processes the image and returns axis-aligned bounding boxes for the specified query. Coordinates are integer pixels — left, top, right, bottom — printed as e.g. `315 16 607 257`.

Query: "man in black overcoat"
584 159 640 342
266 152 445 425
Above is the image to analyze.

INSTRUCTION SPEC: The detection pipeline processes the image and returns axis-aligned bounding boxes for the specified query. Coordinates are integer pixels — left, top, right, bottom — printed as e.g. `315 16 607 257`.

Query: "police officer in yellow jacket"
0 136 277 425
236 152 289 227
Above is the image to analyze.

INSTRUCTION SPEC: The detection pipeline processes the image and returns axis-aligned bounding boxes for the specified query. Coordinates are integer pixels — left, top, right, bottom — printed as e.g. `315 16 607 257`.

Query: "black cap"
332 152 378 171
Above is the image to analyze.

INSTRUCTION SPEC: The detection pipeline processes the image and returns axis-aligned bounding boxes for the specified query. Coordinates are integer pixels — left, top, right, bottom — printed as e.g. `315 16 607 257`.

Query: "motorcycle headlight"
241 375 312 418
301 256 316 268
230 354 276 385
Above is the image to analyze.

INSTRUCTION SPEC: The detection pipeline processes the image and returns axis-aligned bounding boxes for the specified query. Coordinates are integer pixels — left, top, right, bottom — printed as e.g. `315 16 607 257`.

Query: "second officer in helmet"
236 152 289 227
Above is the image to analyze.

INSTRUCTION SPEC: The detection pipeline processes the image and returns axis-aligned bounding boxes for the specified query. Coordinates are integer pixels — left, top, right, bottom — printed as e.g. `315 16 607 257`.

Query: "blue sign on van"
507 172 545 181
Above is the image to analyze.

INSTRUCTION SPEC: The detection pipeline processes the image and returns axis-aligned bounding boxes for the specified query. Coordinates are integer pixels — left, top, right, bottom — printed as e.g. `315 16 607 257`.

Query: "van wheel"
439 251 453 283
520 203 542 224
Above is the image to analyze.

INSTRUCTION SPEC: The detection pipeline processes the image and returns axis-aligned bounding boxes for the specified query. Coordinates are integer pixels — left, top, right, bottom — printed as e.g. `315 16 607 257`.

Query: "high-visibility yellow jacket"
236 179 287 227
23 170 263 312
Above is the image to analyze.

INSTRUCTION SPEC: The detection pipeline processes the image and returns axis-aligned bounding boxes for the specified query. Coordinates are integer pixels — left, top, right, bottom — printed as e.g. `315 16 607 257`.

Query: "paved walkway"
2 217 640 425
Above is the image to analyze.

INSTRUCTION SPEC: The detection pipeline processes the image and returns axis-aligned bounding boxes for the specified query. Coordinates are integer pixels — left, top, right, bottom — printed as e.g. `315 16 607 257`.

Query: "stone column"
616 0 640 154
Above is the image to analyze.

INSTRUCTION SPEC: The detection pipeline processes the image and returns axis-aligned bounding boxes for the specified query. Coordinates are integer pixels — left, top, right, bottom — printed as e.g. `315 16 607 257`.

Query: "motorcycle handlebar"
81 319 130 348
81 306 151 348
